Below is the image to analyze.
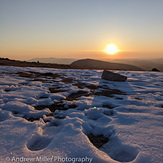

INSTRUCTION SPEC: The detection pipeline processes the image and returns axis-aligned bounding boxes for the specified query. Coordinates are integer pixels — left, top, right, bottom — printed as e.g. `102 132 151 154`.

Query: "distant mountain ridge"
3 57 161 71
70 59 143 71
28 57 163 71
0 57 143 71
28 57 76 64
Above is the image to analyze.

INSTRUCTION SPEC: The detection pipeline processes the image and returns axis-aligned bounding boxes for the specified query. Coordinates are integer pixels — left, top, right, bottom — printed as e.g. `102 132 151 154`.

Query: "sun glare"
104 44 119 55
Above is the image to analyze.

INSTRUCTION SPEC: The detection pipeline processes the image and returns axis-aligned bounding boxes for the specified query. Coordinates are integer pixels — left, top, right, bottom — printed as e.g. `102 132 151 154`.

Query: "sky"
0 0 163 60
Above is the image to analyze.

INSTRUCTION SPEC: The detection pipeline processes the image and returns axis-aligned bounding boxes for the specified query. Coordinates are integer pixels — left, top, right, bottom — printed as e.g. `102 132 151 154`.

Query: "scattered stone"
34 102 77 112
4 88 11 92
74 82 102 90
101 70 127 82
38 94 49 99
73 82 87 89
49 102 67 112
102 104 114 109
134 97 142 100
94 88 125 97
66 91 90 101
86 84 99 89
41 72 54 76
61 78 74 83
16 71 61 79
16 72 33 78
48 73 61 78
32 78 50 83
49 86 66 93
151 68 160 72
29 71 61 78
12 111 19 115
68 104 78 108
23 116 40 122
87 134 109 148
34 105 49 110
35 102 66 112
115 97 123 100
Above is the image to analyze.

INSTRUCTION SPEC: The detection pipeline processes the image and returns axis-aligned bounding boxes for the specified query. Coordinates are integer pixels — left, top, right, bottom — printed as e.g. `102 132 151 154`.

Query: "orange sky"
1 0 163 60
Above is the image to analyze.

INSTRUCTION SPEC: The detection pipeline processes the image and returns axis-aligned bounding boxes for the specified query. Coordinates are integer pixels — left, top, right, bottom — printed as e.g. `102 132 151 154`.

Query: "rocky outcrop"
151 68 160 72
101 70 127 82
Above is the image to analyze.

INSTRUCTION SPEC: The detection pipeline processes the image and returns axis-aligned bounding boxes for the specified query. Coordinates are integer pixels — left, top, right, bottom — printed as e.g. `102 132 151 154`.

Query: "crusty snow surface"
0 66 163 163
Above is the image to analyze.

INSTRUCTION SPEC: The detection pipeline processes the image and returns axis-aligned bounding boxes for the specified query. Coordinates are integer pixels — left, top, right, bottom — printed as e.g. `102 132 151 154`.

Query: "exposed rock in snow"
102 70 127 82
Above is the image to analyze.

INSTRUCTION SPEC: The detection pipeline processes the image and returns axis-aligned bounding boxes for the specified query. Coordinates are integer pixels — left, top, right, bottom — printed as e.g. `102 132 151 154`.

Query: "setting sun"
104 44 119 55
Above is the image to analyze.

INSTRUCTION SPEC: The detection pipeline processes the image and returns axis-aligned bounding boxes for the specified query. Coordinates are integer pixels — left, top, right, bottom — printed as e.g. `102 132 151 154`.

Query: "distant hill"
28 57 76 64
107 58 163 72
70 59 143 71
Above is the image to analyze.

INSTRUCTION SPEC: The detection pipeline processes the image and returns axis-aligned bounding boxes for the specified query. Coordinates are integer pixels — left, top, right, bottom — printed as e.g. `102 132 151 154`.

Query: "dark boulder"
151 68 160 72
101 70 127 82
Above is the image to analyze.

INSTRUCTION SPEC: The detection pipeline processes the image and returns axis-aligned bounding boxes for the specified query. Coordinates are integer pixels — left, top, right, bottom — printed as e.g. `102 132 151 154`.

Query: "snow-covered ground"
0 66 163 163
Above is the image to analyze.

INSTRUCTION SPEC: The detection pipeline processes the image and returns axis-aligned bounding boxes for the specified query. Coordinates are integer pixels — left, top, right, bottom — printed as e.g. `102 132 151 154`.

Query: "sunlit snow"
0 66 163 163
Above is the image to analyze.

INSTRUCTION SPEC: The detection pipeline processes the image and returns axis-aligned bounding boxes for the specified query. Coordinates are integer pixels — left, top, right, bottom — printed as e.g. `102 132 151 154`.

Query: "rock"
87 134 109 148
66 90 89 101
151 68 160 72
101 70 127 82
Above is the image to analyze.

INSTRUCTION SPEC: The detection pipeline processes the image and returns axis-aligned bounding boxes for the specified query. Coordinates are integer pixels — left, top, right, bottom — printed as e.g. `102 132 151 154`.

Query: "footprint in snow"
26 119 62 151
27 134 53 151
101 136 140 162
